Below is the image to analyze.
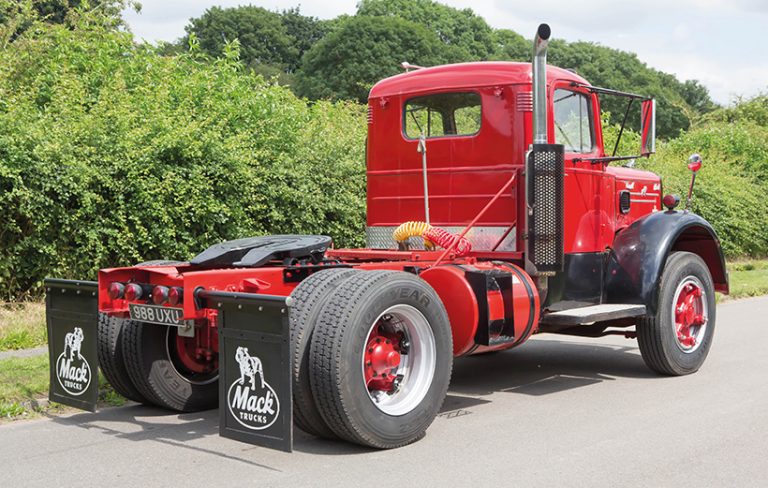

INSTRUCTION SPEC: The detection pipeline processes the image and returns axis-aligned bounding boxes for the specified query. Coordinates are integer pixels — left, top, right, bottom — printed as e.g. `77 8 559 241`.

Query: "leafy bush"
0 10 367 299
603 106 768 258
640 121 768 257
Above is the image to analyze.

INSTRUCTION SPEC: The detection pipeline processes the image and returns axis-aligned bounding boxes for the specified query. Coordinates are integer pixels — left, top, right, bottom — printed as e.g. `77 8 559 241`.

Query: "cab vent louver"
516 92 533 112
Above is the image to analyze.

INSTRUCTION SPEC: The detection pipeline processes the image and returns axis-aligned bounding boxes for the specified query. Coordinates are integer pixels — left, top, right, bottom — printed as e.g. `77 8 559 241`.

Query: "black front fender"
605 211 728 314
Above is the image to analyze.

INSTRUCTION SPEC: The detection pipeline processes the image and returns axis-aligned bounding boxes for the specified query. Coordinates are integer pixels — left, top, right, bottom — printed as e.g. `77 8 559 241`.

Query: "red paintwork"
674 281 706 348
174 331 218 374
364 326 402 392
420 261 539 356
688 160 702 173
419 266 478 355
367 62 661 254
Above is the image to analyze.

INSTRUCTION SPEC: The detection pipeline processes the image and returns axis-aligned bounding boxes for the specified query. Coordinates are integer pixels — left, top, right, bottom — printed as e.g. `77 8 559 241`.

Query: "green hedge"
1 9 765 300
0 13 367 299
641 121 768 257
605 106 768 258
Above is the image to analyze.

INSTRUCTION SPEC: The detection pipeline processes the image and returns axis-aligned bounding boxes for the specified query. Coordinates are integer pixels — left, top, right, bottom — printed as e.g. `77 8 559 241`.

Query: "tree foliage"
169 5 326 76
295 15 453 102
0 7 366 299
495 37 715 139
356 0 496 60
181 6 297 70
163 1 715 138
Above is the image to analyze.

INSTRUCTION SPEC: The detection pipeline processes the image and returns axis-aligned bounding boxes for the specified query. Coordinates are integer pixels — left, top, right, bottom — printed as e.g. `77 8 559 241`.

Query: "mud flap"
45 278 99 412
201 290 293 453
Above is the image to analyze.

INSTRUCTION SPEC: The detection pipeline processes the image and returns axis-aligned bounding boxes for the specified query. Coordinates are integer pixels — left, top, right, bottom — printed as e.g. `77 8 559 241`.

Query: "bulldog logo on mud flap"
227 346 280 430
55 327 92 396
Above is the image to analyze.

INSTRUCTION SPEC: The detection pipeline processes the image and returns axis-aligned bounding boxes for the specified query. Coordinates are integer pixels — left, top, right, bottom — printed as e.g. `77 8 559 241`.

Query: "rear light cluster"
108 282 183 305
125 283 143 301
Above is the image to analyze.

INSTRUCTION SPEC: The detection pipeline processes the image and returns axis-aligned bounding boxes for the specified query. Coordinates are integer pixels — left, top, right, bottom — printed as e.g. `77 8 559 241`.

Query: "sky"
122 0 768 105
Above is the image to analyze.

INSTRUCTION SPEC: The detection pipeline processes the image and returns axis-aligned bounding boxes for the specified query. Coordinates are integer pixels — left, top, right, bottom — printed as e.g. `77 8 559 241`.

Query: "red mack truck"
45 24 728 452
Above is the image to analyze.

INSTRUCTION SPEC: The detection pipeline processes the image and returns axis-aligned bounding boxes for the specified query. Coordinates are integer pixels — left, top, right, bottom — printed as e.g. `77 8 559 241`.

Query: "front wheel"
309 271 453 449
638 251 716 376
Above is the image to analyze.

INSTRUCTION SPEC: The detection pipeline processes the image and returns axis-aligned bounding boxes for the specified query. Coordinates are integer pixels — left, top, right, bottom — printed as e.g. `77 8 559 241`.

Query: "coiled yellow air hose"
392 221 435 250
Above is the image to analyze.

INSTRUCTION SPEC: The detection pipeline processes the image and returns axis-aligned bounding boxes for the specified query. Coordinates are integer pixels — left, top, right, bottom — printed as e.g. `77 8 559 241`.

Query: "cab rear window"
404 92 481 139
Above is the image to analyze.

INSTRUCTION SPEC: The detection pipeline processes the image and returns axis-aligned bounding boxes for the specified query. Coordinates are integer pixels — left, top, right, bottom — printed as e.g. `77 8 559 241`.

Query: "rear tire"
290 268 360 438
122 322 218 411
97 314 148 403
638 251 716 376
309 271 453 448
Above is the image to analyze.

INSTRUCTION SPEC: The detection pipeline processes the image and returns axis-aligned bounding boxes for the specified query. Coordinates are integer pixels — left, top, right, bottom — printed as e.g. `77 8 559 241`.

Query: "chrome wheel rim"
361 304 436 416
671 276 708 354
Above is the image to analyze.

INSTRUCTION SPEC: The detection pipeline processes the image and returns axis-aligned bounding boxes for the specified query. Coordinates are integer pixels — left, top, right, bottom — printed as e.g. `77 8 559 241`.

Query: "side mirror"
685 153 703 211
688 153 702 172
640 99 656 156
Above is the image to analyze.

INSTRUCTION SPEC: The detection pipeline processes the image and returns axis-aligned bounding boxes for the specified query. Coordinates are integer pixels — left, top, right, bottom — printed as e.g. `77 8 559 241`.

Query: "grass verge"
0 302 46 351
0 354 125 421
725 260 768 299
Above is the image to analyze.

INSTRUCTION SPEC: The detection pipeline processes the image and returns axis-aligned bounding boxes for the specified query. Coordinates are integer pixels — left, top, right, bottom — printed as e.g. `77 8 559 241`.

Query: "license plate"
129 304 184 326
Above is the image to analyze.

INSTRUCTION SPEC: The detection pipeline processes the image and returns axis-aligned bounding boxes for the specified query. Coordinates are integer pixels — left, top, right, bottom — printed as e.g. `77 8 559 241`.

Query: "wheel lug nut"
385 339 391 344
376 338 381 343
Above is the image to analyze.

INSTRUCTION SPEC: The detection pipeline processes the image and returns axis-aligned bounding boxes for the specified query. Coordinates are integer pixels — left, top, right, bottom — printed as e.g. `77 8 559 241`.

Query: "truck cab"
365 60 727 312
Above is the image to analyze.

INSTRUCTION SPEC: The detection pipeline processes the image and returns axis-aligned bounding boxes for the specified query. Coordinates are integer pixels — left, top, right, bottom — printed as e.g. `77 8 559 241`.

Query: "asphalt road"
2 297 767 488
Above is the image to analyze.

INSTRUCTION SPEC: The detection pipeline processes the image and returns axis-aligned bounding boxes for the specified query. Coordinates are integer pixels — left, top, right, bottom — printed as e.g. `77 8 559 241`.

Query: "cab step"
541 304 646 327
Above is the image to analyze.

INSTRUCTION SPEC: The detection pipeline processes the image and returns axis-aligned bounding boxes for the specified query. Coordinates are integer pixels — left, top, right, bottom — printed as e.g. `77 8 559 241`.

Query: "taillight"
152 285 169 305
168 287 183 306
108 282 125 299
125 283 143 301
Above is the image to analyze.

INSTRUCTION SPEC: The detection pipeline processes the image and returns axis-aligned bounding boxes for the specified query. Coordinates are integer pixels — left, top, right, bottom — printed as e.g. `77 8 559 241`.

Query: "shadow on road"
48 335 655 460
49 406 282 470
449 336 655 398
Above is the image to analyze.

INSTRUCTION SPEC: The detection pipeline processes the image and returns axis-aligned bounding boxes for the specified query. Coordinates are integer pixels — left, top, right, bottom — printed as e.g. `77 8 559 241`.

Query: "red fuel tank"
420 262 540 356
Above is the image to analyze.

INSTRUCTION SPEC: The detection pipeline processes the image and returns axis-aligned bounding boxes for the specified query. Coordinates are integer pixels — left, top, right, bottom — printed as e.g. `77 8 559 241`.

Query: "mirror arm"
612 98 634 157
572 154 643 165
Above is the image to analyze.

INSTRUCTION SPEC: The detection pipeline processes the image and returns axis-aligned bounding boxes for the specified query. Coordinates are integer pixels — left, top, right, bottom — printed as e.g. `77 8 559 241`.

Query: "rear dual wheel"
99 260 217 411
121 321 219 411
99 314 219 411
289 268 361 438
308 271 453 448
97 314 147 404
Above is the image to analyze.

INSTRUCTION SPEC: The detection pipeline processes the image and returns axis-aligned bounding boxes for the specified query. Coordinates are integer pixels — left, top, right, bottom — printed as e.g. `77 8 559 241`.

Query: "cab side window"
553 89 594 153
404 92 481 139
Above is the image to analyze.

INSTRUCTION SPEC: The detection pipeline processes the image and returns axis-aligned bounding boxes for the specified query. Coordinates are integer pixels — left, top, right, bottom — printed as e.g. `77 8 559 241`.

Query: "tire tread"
97 314 147 403
290 268 359 438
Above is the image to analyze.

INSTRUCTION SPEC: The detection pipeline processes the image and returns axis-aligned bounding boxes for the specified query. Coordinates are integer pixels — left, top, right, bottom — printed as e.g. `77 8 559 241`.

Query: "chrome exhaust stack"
526 23 564 278
532 23 551 145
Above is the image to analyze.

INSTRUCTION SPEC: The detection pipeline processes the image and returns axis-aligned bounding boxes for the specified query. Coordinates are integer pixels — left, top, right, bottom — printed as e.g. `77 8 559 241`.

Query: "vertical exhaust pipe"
526 23 564 278
532 23 551 145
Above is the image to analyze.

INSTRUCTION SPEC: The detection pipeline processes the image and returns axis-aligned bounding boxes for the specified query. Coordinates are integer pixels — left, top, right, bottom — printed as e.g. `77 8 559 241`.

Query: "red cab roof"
369 61 590 99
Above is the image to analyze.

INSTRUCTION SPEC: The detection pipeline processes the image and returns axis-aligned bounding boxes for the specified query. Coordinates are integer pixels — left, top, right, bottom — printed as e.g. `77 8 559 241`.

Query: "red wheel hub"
674 282 706 349
364 328 402 392
172 328 218 375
